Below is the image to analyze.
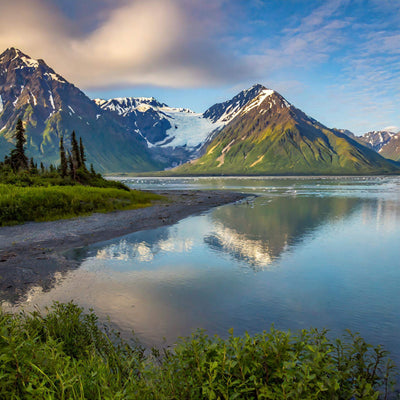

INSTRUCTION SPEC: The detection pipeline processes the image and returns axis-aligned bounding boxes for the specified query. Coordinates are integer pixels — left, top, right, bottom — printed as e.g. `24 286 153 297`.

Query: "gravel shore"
0 190 247 303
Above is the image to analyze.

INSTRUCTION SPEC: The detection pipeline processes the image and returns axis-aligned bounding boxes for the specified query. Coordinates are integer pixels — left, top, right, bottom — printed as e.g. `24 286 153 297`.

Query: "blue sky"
0 0 399 134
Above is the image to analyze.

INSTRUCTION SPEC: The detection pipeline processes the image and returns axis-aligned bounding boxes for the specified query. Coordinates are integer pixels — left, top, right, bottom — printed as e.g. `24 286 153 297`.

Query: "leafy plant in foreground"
0 302 397 399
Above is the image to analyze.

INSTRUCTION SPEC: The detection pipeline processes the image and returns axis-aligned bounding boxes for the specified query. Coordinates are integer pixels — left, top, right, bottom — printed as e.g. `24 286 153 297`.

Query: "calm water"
6 176 400 365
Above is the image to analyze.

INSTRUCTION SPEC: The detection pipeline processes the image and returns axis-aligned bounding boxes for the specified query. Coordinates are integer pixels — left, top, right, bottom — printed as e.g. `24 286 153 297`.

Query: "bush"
0 302 397 399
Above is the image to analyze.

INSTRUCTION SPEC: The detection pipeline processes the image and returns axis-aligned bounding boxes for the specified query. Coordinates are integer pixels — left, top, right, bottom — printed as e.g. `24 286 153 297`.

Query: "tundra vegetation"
0 119 161 225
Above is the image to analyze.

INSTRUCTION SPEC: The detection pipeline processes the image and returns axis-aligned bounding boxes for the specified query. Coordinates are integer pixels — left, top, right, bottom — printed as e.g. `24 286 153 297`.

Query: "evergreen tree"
79 137 86 169
90 163 96 176
68 151 75 180
71 131 81 169
10 119 28 172
59 135 68 177
29 157 37 174
40 162 45 174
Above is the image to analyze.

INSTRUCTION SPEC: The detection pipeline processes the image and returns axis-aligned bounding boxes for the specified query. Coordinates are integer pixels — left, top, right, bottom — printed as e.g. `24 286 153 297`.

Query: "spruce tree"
68 151 75 180
59 135 68 177
79 137 86 169
29 157 37 174
71 131 81 169
10 119 28 172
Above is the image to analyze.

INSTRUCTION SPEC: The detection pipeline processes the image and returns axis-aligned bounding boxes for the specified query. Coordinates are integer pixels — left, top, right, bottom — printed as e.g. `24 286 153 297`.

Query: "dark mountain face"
202 83 265 123
0 48 160 172
359 130 396 152
378 133 400 161
173 88 399 175
95 98 173 145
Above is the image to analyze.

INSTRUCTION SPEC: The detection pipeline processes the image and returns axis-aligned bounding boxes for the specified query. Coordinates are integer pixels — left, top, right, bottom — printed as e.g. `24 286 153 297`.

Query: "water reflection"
2 177 400 369
205 196 361 269
95 237 193 262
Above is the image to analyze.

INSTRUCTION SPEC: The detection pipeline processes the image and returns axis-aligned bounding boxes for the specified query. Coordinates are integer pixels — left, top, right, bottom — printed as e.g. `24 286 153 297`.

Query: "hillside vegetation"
0 302 396 399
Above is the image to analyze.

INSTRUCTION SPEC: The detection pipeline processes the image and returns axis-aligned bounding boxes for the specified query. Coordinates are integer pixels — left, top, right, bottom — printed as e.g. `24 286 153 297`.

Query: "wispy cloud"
245 0 350 73
0 0 247 88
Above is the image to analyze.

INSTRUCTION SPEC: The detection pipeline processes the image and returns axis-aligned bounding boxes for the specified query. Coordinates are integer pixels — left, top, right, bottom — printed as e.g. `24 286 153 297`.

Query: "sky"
0 0 399 134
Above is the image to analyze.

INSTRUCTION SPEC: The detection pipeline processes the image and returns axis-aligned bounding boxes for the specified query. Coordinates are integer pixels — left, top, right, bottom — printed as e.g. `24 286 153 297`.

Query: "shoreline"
0 190 247 303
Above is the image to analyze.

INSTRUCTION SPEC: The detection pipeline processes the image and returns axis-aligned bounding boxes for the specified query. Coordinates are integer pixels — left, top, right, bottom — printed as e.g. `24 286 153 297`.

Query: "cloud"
244 0 351 75
0 0 247 88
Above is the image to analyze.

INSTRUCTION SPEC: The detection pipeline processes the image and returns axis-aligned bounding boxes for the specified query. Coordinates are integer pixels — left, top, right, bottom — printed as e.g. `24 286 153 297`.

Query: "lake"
6 176 400 366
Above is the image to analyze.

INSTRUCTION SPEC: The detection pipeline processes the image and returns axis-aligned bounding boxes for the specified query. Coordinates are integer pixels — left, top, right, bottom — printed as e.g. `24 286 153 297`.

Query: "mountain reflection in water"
205 196 360 269
2 177 400 369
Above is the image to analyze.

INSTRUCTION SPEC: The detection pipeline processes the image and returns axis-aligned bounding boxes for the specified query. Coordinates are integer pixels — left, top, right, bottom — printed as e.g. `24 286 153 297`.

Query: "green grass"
0 184 162 226
0 302 397 399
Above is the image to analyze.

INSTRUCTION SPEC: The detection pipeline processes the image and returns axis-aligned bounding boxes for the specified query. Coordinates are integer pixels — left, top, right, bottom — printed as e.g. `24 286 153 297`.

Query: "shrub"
0 302 397 399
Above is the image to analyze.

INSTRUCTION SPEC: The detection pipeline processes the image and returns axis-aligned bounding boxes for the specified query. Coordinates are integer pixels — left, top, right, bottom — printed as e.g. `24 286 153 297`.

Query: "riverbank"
0 190 247 302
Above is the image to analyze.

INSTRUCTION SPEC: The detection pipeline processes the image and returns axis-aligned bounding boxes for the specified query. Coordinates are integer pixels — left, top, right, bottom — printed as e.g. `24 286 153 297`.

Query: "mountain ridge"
171 89 399 175
0 47 399 174
0 47 160 172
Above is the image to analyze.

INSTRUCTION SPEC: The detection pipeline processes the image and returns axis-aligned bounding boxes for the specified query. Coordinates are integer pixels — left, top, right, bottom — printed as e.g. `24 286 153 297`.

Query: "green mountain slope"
0 48 161 172
174 87 399 175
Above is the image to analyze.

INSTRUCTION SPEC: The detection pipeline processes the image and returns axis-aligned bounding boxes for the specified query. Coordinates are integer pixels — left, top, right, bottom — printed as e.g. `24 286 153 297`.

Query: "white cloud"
0 0 247 88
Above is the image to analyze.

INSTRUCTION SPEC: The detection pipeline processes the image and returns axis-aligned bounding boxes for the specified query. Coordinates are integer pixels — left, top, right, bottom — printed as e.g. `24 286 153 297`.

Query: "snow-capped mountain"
173 86 398 175
359 130 397 152
1 47 398 173
95 85 266 166
203 84 266 123
0 47 159 172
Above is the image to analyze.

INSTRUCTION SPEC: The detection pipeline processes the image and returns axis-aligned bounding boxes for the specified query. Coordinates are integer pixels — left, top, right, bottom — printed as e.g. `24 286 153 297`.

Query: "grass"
0 184 162 226
0 302 397 399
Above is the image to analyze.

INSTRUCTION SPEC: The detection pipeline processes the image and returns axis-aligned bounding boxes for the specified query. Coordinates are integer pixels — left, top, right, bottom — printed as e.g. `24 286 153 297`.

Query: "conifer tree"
10 119 28 172
59 135 68 177
79 137 86 169
68 151 75 180
29 157 37 174
40 162 45 174
71 131 81 169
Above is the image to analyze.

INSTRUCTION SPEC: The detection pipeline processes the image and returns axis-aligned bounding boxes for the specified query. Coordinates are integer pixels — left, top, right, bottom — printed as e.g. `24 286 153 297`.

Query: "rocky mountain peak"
203 83 269 124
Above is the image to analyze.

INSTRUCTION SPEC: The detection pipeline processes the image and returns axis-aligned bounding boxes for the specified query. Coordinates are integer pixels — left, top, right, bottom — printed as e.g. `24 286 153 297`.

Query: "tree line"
0 118 97 180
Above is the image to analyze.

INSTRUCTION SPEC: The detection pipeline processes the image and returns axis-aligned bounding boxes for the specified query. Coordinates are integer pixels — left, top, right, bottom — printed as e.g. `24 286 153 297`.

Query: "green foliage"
0 303 397 399
9 118 29 172
0 184 161 226
0 302 146 399
59 135 68 178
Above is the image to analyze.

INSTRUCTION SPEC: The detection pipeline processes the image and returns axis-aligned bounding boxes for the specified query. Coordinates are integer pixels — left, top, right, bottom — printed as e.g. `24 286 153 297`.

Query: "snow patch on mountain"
95 97 167 116
48 91 55 109
360 130 396 152
156 107 218 148
242 89 274 114
0 94 3 113
95 96 221 150
20 55 39 69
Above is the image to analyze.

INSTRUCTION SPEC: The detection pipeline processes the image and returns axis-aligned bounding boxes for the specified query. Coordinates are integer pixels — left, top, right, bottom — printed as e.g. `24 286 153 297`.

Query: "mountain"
356 129 400 161
378 134 400 161
172 86 399 175
0 48 159 172
95 97 212 166
94 86 266 167
359 130 396 152
1 48 398 174
332 128 356 138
